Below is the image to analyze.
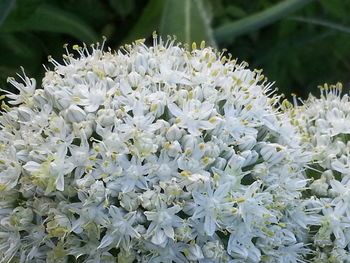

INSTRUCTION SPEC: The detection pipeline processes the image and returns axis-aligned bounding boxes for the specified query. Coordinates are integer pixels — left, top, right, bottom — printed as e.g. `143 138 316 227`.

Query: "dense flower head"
286 83 350 262
0 36 315 263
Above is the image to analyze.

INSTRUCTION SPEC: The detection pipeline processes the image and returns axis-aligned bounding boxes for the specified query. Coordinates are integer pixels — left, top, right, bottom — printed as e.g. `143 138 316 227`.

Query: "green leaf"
61 0 109 28
214 0 315 44
122 0 165 44
0 0 16 26
7 0 43 21
109 0 135 19
289 16 350 34
0 32 44 92
0 4 99 43
226 5 247 19
320 0 349 20
160 0 216 46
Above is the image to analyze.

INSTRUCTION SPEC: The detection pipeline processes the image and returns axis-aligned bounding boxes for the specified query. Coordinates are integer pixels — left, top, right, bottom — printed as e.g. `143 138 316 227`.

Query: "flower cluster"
0 37 316 263
287 84 350 262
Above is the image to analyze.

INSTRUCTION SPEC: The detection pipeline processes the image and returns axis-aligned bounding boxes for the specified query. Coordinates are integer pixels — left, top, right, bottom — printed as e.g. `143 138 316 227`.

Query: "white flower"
62 104 87 122
192 183 231 236
227 225 261 262
202 240 225 261
288 84 350 260
185 243 204 261
166 124 183 141
168 100 216 136
23 144 74 193
144 240 188 263
98 206 140 251
330 178 350 218
0 36 316 262
119 191 141 211
0 226 21 263
5 71 36 105
9 207 33 231
118 155 150 192
0 146 21 191
144 201 183 246
148 150 179 182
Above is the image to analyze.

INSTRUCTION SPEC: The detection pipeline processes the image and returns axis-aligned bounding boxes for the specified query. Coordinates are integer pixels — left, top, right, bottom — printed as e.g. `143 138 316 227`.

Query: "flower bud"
322 170 334 181
193 86 204 101
238 135 257 151
119 191 140 211
134 136 158 156
186 244 204 260
89 181 106 202
166 124 183 141
96 109 115 126
175 223 193 242
54 90 71 110
241 150 259 167
157 163 172 179
167 141 182 157
32 89 48 108
118 249 136 263
73 120 94 138
134 210 147 224
161 180 182 201
204 142 220 158
128 71 141 87
330 247 347 263
182 135 198 150
175 90 188 101
17 106 33 122
310 178 328 197
227 153 245 170
103 61 118 77
203 241 224 259
260 143 286 165
140 189 158 210
76 174 95 189
315 134 330 147
63 104 86 123
9 207 33 230
135 53 148 76
86 71 99 84
314 224 332 248
147 58 157 73
212 157 227 170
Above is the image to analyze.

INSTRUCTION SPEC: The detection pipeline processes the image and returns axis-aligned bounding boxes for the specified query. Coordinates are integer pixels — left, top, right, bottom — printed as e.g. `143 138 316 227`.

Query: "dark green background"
1 0 350 99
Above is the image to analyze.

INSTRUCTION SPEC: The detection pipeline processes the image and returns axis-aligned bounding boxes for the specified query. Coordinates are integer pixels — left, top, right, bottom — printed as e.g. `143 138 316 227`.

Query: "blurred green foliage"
1 0 350 98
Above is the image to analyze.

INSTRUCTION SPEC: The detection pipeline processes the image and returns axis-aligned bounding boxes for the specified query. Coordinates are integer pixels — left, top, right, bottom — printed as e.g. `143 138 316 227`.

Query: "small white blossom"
145 202 183 246
98 206 140 250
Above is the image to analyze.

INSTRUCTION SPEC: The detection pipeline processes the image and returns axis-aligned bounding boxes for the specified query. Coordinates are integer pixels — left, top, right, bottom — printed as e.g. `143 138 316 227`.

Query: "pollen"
235 197 245 203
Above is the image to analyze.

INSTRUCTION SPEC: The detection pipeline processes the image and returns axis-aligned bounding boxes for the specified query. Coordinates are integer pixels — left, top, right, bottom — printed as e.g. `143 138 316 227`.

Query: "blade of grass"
288 16 350 34
0 0 16 26
214 0 314 44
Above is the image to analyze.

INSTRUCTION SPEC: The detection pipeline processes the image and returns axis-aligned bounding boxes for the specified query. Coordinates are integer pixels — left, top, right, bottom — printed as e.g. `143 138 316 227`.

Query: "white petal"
204 214 216 236
168 104 183 118
55 174 65 191
151 229 167 246
98 235 113 249
23 161 40 172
